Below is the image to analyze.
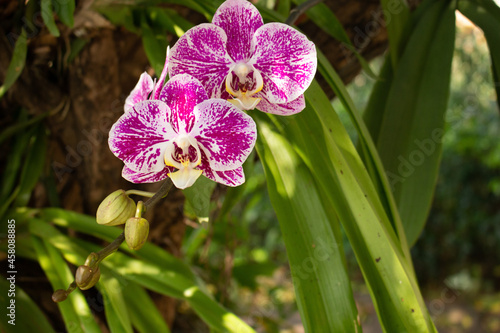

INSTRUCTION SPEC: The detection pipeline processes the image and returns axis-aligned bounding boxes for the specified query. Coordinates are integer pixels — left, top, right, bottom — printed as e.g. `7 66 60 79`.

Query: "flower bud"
125 217 149 250
52 289 68 302
75 265 101 290
96 189 136 226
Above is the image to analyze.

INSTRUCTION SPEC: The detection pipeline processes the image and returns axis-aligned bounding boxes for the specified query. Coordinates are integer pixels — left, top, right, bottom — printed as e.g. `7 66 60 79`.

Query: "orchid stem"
125 189 155 198
285 0 324 25
53 178 174 302
144 178 173 210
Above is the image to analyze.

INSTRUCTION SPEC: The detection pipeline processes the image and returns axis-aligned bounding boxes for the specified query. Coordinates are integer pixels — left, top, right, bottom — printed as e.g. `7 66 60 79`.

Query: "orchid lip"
164 134 202 169
164 134 203 189
225 63 264 110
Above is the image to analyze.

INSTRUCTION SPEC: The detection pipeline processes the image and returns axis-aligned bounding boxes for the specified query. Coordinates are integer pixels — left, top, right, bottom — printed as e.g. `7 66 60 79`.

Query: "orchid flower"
168 0 317 115
109 74 257 189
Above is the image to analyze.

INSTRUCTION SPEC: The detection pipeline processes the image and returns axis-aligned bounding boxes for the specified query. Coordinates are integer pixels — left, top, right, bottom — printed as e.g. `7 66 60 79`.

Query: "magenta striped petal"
109 100 176 173
205 166 245 187
159 74 208 134
197 148 245 186
124 72 154 112
212 0 263 62
122 165 173 184
190 99 256 171
251 23 317 104
168 24 232 99
255 93 306 115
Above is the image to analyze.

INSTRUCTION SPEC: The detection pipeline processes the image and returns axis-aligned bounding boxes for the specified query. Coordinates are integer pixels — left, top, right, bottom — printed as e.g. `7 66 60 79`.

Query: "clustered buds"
96 189 136 226
97 192 150 251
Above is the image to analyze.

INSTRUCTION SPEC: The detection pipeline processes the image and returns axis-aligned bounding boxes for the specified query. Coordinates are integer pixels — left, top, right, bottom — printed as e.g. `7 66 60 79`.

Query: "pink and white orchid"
168 0 317 115
109 74 257 189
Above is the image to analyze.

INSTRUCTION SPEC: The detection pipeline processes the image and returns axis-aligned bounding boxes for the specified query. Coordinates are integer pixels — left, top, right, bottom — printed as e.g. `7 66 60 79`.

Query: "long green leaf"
31 215 255 333
0 30 27 99
52 0 75 27
31 232 102 333
375 1 456 245
14 124 48 207
99 272 133 333
255 120 361 332
261 79 437 331
0 279 56 333
123 281 171 333
41 0 60 36
380 0 410 68
141 19 168 75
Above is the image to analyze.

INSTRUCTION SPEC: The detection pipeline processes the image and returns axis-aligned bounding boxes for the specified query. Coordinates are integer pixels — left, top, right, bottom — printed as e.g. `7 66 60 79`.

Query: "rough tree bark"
0 0 418 330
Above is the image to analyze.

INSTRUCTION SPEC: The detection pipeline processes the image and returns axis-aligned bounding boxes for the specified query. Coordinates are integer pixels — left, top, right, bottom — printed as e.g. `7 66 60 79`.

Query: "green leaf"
261 78 438 331
458 0 500 110
32 212 255 333
123 281 171 333
0 109 51 145
183 176 216 223
14 124 48 207
31 232 102 333
255 120 361 332
99 272 133 333
0 279 56 333
96 6 139 33
276 0 290 17
141 21 168 76
0 110 31 202
40 207 196 279
380 0 410 68
52 0 75 27
0 29 28 99
232 261 277 290
41 0 60 36
375 1 456 246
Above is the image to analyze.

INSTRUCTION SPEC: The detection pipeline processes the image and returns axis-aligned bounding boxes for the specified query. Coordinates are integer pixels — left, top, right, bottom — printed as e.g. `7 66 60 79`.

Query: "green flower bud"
96 189 136 226
52 289 68 302
75 265 101 290
125 217 149 250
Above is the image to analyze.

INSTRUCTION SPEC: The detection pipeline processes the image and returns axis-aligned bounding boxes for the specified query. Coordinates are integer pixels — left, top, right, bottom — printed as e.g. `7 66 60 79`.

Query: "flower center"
225 62 263 110
164 135 203 189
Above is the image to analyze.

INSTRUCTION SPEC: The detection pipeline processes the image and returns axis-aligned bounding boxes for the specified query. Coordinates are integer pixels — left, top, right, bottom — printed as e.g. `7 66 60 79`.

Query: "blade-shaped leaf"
31 214 256 333
380 0 410 68
123 281 171 333
255 120 361 332
0 279 56 333
99 272 133 333
52 0 75 27
258 78 437 331
31 233 102 333
41 0 60 36
0 30 27 99
375 1 456 245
